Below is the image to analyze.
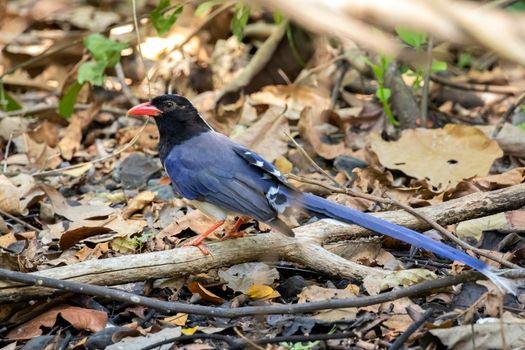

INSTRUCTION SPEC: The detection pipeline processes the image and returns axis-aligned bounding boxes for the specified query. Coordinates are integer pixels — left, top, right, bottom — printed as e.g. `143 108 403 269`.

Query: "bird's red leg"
183 220 225 255
222 217 247 239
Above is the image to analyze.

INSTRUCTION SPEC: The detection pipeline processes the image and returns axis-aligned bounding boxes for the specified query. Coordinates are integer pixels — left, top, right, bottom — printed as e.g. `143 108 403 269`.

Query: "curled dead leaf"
187 282 224 304
298 107 348 159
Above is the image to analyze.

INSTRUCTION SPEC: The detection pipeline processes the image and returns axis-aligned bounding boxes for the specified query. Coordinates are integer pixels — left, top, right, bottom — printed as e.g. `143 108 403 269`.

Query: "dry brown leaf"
456 212 509 240
298 108 348 159
117 124 159 151
0 233 17 249
369 125 503 189
430 323 525 350
187 282 224 304
158 210 217 239
363 269 438 295
58 113 83 161
298 285 367 322
32 184 114 221
218 263 279 293
122 191 156 219
7 305 107 340
232 106 290 162
27 121 59 147
249 85 330 120
0 175 22 215
23 133 62 169
161 313 188 326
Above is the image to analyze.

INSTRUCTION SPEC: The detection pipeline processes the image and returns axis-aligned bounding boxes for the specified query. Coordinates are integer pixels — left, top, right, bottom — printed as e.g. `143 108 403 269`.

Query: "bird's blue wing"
163 132 291 222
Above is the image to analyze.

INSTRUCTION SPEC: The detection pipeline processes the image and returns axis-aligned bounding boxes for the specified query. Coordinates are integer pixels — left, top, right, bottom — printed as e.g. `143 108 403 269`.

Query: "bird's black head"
127 94 212 161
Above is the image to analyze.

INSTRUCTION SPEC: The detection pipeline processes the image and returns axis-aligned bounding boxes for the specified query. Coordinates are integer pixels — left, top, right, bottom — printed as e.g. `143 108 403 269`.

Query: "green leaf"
78 62 106 86
59 82 83 118
195 0 222 16
457 52 472 69
273 10 282 24
395 27 427 49
508 0 525 11
151 0 184 35
84 34 128 67
376 87 391 102
0 85 22 112
519 122 525 130
231 3 250 41
431 60 448 73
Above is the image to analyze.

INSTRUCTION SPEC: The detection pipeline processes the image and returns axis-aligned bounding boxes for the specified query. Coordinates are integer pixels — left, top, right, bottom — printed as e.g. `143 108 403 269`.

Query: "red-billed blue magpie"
127 94 514 294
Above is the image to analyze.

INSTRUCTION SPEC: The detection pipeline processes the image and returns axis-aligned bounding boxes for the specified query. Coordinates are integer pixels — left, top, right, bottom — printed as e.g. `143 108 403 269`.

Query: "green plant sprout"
59 34 128 117
363 55 398 126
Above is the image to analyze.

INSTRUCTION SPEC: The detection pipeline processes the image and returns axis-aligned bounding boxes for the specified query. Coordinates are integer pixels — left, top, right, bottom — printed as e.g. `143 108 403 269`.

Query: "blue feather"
294 192 515 294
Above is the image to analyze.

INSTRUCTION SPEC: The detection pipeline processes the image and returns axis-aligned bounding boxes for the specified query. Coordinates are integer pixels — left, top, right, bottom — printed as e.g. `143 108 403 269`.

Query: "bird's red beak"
126 102 161 117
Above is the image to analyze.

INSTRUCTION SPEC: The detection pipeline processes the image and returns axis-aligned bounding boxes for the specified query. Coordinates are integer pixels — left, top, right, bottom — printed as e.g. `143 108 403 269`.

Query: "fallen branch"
2 267 524 316
0 183 524 302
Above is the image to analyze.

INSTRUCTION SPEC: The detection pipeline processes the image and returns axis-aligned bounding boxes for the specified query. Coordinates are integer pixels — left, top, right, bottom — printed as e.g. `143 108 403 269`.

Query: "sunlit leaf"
0 85 22 112
194 0 222 16
231 3 250 41
58 82 83 118
83 33 128 67
457 52 473 69
395 27 427 49
151 0 184 35
431 59 448 73
376 87 391 102
78 61 106 86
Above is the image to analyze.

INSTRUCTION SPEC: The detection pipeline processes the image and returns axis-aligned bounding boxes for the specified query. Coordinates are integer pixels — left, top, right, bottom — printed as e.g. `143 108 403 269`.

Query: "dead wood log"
0 183 524 303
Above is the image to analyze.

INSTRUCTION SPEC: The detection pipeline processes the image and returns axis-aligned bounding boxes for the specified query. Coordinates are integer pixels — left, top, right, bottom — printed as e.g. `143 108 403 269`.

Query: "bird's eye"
165 101 175 108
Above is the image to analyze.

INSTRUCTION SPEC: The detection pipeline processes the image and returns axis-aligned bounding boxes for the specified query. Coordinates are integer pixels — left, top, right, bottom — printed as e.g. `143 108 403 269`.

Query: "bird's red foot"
182 220 225 255
222 217 247 240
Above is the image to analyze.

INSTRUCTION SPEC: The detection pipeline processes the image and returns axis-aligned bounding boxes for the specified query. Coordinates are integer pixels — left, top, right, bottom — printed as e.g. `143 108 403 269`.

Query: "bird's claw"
183 238 211 255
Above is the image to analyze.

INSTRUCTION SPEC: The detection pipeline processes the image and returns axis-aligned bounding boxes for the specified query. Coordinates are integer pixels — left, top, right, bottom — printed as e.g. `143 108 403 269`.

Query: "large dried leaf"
31 184 114 221
370 124 503 189
7 305 107 340
430 322 525 350
249 85 330 120
0 176 22 215
232 106 290 162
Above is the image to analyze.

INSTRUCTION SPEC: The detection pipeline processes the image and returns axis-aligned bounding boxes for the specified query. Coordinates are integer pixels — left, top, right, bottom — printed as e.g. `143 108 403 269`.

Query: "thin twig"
1 267 522 318
420 36 433 127
388 308 433 350
114 63 140 106
234 327 266 350
132 0 151 98
176 2 236 51
285 133 341 187
492 92 525 137
294 54 348 85
2 132 13 173
1 103 127 118
430 74 521 95
287 174 520 269
142 334 242 350
0 209 41 233
32 119 151 178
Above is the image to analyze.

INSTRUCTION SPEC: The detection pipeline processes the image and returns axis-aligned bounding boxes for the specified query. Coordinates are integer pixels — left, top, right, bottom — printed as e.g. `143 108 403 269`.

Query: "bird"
127 94 514 294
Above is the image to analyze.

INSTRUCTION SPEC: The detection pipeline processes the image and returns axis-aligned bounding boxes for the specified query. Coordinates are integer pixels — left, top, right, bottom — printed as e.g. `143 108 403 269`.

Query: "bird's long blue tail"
297 192 515 294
